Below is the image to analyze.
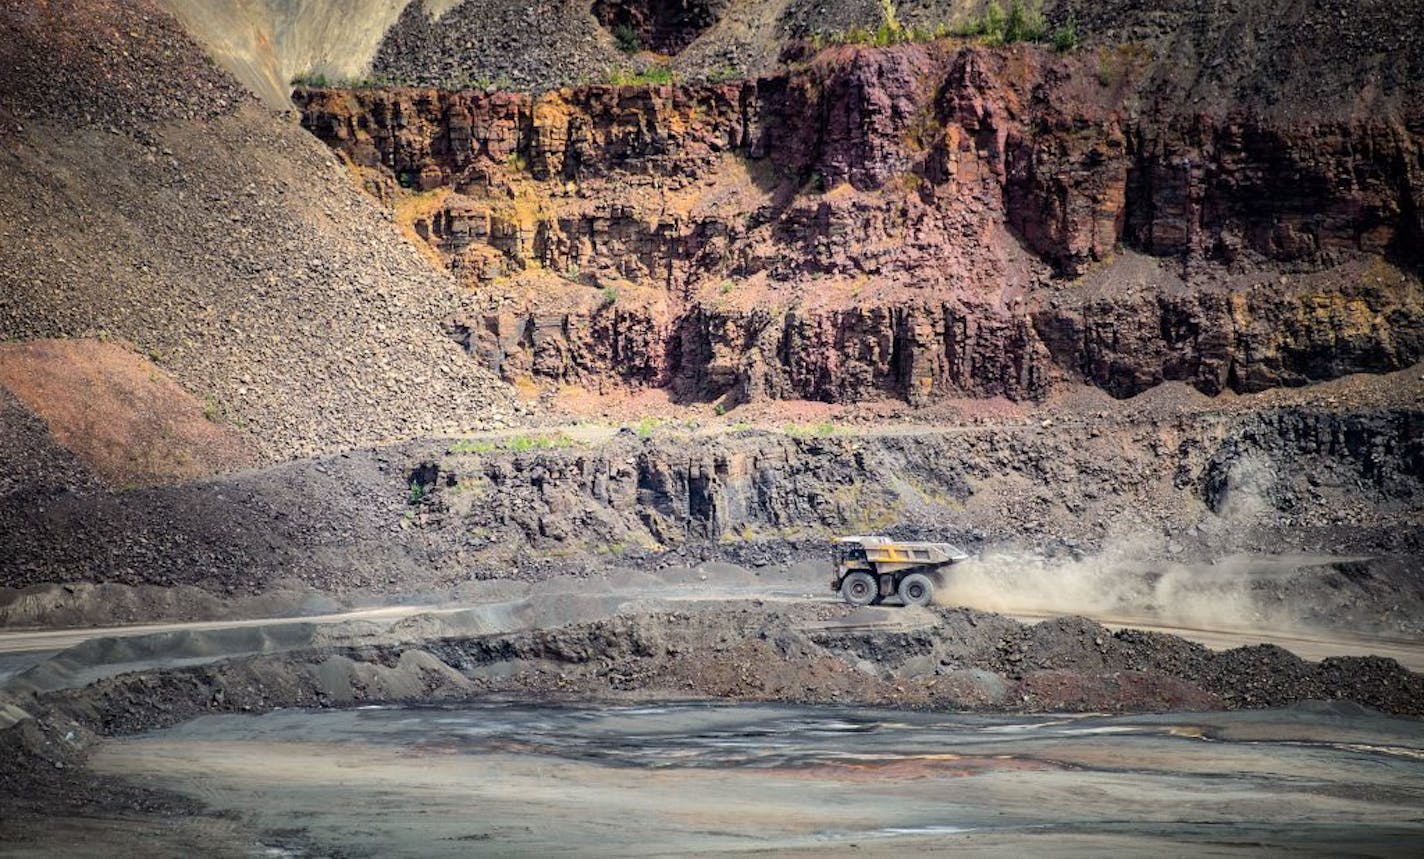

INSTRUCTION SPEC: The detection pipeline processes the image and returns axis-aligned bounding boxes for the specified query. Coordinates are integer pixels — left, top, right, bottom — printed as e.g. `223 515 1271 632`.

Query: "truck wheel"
840 571 877 606
898 572 934 607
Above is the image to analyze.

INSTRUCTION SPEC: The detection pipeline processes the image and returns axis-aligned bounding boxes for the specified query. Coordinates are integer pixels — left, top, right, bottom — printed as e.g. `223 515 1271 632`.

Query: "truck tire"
898 572 934 607
840 571 877 606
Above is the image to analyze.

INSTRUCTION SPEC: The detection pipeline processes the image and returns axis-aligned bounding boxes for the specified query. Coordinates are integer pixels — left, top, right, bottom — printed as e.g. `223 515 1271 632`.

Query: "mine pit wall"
0 403 1416 596
411 407 1423 562
295 43 1424 405
1034 264 1424 398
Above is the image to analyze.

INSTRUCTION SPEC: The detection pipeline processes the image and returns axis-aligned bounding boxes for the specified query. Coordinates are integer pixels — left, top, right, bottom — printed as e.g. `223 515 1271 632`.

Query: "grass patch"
290 71 401 89
450 433 575 454
505 434 568 452
290 71 329 87
442 72 514 91
607 66 676 86
783 420 839 438
292 69 528 91
828 483 902 532
705 64 741 83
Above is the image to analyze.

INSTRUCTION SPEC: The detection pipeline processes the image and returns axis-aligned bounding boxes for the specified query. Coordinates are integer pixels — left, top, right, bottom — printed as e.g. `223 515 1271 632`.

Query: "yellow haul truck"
832 535 970 606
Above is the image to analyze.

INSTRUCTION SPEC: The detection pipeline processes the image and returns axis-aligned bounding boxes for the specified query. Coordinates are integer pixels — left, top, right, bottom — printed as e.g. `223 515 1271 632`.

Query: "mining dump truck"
832 535 970 607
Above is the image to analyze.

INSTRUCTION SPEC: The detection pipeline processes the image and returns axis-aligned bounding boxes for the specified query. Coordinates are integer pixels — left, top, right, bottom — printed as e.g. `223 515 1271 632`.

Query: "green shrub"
1096 52 1113 86
981 0 1005 42
811 0 1067 50
1005 0 1045 43
613 24 640 54
1051 15 1081 52
291 71 409 90
600 285 619 306
705 64 741 83
873 0 909 45
290 71 329 87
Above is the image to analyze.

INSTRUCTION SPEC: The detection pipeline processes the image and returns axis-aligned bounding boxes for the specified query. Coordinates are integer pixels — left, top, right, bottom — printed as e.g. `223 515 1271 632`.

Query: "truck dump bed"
834 536 970 566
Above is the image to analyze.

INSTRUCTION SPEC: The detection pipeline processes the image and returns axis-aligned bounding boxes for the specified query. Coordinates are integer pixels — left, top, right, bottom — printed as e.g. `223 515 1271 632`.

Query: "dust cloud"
934 451 1338 634
936 534 1335 634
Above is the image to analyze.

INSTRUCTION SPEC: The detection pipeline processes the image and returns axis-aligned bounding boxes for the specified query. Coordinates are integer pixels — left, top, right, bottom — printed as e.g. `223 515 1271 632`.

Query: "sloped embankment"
0 0 514 463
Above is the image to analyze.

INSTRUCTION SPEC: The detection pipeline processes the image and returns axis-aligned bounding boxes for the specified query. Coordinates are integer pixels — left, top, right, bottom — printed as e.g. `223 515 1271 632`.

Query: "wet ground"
90 701 1424 857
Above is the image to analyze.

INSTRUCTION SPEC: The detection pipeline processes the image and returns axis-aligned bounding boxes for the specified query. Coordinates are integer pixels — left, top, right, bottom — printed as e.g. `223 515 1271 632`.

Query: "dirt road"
3 566 1422 674
0 604 458 655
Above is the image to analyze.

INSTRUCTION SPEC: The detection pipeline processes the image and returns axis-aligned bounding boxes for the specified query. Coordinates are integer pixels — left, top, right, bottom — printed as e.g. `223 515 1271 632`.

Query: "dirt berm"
4 599 1424 833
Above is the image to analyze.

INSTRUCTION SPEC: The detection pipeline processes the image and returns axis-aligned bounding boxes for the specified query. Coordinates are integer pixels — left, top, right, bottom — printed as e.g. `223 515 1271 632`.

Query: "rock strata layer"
297 42 1424 405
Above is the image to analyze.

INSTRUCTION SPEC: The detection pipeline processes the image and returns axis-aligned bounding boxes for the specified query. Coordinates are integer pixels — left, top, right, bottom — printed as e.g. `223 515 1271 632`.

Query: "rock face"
1033 256 1424 398
296 41 1424 405
414 401 1424 559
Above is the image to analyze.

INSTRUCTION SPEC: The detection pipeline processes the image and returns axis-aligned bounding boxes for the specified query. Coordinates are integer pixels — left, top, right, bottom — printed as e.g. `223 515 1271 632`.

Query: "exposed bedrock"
445 299 1048 404
2 384 1419 593
414 406 1424 556
1034 258 1424 398
296 43 1424 404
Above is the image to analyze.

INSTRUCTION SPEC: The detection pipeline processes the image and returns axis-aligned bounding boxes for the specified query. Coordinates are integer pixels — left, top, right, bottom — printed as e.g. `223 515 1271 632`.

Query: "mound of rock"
372 0 627 91
0 0 516 464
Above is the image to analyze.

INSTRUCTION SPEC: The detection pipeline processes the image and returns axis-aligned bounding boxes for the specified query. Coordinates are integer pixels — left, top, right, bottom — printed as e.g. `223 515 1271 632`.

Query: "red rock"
294 42 1423 405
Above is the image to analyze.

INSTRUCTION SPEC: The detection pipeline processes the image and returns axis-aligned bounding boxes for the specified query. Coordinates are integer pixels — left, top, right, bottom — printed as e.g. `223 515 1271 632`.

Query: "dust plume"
936 534 1337 634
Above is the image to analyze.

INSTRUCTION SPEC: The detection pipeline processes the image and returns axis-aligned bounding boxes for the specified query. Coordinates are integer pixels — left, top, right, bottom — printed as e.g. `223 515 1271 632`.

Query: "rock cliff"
410 399 1424 558
296 40 1423 405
